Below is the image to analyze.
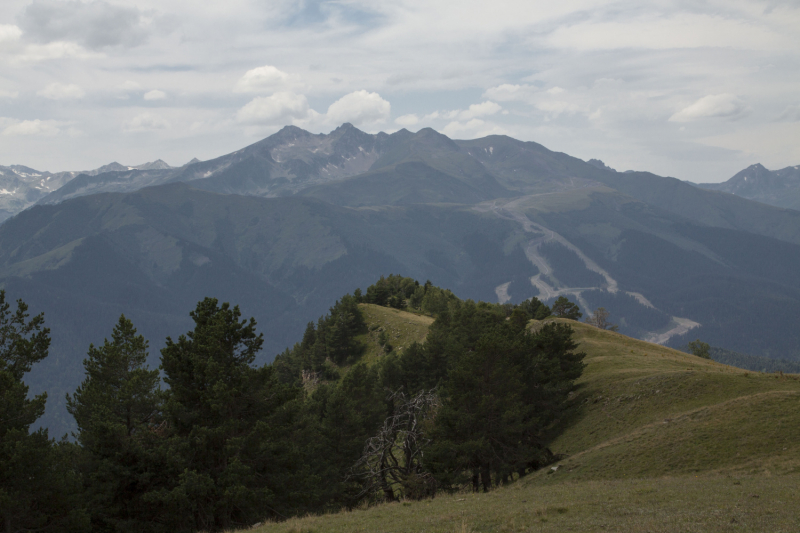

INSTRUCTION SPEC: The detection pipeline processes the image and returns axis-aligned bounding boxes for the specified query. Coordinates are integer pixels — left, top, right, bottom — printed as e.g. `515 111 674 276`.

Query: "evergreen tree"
0 291 87 532
551 296 582 320
67 315 162 532
157 298 301 531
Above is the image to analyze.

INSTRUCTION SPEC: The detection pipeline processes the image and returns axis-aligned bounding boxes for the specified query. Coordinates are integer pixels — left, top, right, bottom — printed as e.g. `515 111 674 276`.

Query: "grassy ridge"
538 319 800 481
355 304 434 366
251 312 800 532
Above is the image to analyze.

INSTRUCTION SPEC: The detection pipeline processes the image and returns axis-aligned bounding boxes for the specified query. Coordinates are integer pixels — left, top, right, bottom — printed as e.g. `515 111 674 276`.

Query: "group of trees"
1 279 586 532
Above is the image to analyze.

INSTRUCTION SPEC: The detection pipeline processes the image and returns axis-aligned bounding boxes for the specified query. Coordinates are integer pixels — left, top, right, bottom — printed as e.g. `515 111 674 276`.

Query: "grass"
250 315 800 533
260 475 800 532
537 319 800 481
355 304 434 365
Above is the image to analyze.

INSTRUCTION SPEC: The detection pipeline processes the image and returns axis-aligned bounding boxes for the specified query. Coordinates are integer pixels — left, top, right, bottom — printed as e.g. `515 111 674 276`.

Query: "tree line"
1 277 586 532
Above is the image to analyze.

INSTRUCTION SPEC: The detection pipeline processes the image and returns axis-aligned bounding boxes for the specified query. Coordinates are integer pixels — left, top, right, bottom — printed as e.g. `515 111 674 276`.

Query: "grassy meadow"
253 313 800 533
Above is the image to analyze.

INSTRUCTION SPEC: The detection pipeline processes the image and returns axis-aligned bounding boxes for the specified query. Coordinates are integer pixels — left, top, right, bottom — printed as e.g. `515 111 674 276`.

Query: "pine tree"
0 291 87 532
67 315 162 531
157 298 301 531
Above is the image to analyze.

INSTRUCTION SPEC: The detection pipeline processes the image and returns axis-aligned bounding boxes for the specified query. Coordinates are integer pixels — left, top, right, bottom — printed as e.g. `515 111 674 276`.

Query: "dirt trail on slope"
645 317 701 345
474 193 700 345
475 193 619 303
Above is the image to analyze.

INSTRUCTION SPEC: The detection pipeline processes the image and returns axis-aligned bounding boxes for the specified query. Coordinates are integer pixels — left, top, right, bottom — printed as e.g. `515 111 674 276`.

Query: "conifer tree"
67 315 162 531
157 298 301 531
0 291 87 532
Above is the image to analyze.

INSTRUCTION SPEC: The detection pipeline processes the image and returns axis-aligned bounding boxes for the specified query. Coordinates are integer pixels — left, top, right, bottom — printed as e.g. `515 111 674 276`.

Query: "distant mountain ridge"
0 159 177 223
3 124 800 435
698 163 800 211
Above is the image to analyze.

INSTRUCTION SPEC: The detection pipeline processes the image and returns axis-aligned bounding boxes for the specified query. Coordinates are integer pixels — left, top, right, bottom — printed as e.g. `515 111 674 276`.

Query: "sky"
0 0 798 183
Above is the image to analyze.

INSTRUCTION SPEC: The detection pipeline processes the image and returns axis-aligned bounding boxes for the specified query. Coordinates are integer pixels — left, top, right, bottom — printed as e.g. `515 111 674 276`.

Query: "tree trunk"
480 467 492 492
471 471 479 492
5 515 12 533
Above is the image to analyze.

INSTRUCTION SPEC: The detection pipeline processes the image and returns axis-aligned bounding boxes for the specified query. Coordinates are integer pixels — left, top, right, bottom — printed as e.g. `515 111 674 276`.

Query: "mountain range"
698 163 800 211
1 123 799 435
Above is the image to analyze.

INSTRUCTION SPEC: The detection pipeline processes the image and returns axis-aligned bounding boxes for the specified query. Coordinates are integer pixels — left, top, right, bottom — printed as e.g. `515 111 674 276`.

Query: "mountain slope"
7 181 800 436
699 163 800 211
249 318 800 533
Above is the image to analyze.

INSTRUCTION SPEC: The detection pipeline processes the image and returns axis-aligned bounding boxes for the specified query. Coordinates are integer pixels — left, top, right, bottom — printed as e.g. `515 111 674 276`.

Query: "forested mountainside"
6 276 800 532
1 278 586 531
1 124 798 435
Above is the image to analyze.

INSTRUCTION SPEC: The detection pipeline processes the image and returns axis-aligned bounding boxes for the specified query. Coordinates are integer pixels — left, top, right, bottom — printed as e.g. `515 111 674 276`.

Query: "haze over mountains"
1 123 799 434
698 163 800 211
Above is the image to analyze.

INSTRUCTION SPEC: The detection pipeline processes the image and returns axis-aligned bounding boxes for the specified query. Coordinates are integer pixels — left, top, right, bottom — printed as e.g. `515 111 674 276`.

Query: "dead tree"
349 389 439 501
585 307 619 331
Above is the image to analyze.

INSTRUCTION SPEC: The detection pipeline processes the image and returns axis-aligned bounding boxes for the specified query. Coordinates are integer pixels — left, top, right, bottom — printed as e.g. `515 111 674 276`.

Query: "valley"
1 124 798 437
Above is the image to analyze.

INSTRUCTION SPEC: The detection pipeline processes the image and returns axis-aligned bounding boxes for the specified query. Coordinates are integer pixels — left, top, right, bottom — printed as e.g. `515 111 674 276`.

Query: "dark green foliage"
551 296 582 320
374 296 584 493
687 339 711 359
156 298 303 531
304 364 387 507
67 315 162 532
0 291 88 532
426 305 585 491
518 297 551 320
365 275 418 307
273 294 365 384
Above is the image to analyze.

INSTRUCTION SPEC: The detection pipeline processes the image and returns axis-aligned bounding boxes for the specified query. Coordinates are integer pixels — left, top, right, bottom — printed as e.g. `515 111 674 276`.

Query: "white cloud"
0 89 18 98
2 119 60 136
11 41 100 62
234 66 294 93
38 82 85 100
395 113 419 126
483 84 538 102
670 94 749 122
457 101 501 121
326 90 390 126
237 92 312 124
118 80 141 91
546 14 792 52
123 112 170 132
144 89 167 100
19 0 151 49
0 24 22 45
779 105 800 122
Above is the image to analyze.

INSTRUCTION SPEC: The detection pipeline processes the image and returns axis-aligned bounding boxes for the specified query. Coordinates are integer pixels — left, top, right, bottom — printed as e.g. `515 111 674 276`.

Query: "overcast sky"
1 0 798 183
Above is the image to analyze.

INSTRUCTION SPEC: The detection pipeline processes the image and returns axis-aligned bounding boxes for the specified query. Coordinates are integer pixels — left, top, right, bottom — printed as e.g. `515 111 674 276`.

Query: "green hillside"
252 316 800 533
356 304 434 365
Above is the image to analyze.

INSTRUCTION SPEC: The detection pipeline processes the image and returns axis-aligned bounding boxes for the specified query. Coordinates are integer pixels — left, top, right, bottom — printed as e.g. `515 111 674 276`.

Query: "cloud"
483 84 541 102
441 118 507 138
0 24 23 45
123 112 170 132
395 114 419 126
326 90 390 126
118 80 141 92
237 92 313 125
670 94 749 122
545 14 791 52
457 101 501 121
779 104 800 122
0 89 18 99
38 82 85 100
18 0 151 49
144 89 167 100
234 66 295 93
2 119 60 136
